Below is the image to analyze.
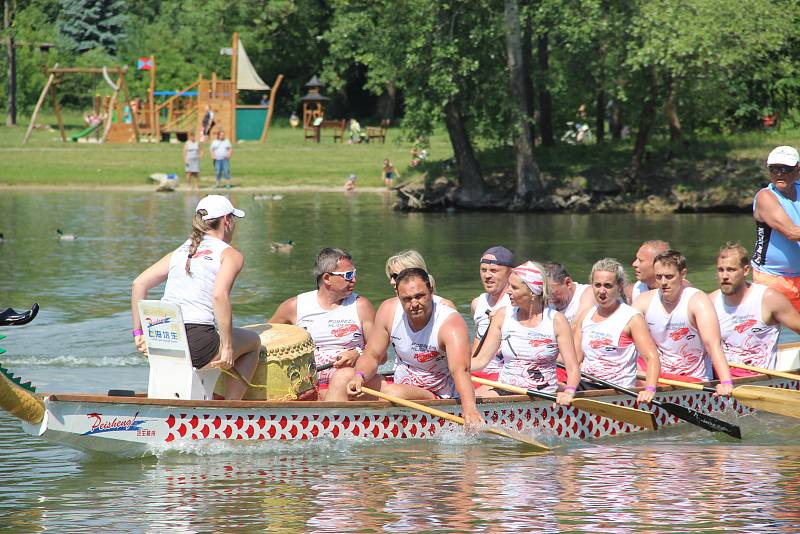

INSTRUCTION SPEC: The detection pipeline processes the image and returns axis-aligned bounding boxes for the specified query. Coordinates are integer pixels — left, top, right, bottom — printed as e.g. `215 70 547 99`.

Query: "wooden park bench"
367 118 390 144
304 119 346 143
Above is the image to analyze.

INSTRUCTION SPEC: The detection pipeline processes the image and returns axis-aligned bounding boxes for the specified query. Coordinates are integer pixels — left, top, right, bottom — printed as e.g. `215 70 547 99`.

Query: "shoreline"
0 183 393 194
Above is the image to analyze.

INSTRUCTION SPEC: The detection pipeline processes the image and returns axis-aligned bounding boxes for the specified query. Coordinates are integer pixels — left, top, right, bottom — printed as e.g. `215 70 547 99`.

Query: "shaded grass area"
2 110 799 193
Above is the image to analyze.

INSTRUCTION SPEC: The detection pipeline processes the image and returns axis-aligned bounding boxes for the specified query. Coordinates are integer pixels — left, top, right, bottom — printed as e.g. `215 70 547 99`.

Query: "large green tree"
58 0 127 54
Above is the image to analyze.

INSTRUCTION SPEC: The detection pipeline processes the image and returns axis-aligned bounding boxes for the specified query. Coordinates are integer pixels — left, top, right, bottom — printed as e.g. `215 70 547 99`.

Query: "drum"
214 323 317 401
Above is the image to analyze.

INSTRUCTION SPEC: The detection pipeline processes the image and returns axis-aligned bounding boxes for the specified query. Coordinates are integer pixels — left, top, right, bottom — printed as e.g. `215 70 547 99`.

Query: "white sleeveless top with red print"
391 300 458 399
563 283 590 324
580 303 640 388
645 287 712 380
296 290 364 385
162 236 230 325
714 284 779 369
473 292 511 373
497 307 559 393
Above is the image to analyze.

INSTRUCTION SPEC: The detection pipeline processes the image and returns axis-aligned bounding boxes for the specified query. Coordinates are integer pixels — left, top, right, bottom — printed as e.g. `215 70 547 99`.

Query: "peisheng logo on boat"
83 412 147 436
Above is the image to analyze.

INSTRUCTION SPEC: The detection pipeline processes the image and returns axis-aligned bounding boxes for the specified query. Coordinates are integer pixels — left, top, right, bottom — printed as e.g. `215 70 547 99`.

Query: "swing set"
23 64 139 144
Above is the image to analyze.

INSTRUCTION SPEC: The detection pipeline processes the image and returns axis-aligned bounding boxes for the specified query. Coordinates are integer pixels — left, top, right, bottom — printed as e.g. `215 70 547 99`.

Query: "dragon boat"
1 303 799 457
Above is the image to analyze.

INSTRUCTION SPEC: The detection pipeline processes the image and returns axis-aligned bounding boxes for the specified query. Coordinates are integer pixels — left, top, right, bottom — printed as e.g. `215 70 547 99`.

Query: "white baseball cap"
767 146 799 167
196 195 245 220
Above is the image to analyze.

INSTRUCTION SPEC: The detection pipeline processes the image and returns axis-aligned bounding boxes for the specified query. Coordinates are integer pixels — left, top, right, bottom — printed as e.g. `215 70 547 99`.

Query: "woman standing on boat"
131 195 261 400
573 258 660 402
471 261 581 403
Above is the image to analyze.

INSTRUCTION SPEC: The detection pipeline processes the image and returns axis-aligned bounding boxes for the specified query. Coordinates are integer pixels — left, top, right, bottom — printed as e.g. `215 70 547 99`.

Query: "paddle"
471 376 657 430
564 365 742 439
315 361 335 373
728 362 800 381
471 310 492 358
359 386 551 451
654 375 800 421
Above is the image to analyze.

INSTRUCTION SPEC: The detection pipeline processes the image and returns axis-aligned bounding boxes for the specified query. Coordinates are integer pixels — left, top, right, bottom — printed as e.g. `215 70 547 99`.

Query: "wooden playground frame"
23 33 282 145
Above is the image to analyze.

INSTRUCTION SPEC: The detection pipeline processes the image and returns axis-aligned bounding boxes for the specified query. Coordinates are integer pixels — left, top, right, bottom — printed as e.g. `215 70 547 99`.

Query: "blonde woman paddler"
573 258 660 403
471 261 581 403
384 249 456 309
131 195 261 400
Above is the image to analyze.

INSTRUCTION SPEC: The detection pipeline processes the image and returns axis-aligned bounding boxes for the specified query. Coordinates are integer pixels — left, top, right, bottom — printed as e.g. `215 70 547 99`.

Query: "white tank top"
473 292 511 373
714 284 779 369
498 307 559 392
646 287 712 380
580 303 640 388
630 280 650 302
391 300 458 398
162 236 230 325
563 283 590 324
296 290 364 385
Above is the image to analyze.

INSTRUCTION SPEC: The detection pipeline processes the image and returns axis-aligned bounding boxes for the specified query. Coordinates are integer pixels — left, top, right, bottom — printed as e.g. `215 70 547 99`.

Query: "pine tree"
58 0 127 54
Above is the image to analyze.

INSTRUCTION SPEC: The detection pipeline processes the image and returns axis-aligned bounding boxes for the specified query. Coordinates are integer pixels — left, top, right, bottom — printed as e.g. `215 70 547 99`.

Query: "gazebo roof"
300 93 330 102
304 75 325 88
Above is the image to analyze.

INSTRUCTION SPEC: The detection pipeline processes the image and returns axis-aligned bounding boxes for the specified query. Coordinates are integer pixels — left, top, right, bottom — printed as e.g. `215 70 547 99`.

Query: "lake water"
1 190 798 532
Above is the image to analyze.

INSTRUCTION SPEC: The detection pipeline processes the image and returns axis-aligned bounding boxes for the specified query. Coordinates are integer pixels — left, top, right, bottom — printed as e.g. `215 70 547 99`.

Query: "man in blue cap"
470 246 515 389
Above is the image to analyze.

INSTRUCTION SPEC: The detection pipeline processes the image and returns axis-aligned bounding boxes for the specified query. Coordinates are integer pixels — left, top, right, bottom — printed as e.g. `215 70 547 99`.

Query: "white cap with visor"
196 195 245 221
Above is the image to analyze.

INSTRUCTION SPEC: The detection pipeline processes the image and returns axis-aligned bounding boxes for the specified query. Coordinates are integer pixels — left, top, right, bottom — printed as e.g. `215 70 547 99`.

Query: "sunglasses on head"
389 272 400 281
329 269 357 282
768 165 797 175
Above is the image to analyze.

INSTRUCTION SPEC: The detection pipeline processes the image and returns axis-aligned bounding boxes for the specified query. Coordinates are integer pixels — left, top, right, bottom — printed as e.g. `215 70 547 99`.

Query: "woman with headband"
471 260 580 402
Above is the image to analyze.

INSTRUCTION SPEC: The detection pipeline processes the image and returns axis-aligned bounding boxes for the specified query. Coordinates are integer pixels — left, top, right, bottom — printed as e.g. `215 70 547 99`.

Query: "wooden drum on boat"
214 323 317 401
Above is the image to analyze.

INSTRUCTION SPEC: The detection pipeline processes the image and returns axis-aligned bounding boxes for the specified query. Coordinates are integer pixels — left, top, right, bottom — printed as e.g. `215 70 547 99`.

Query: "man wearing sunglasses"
752 145 800 312
269 248 375 398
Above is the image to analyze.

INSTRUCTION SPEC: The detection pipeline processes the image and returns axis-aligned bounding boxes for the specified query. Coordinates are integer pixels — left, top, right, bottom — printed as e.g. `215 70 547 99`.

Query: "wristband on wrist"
720 380 733 385
645 385 657 392
132 328 144 337
564 385 577 393
355 371 367 380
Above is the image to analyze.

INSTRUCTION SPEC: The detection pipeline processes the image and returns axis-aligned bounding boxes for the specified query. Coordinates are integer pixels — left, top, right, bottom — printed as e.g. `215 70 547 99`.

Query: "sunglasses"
768 165 797 175
329 269 357 282
389 272 400 282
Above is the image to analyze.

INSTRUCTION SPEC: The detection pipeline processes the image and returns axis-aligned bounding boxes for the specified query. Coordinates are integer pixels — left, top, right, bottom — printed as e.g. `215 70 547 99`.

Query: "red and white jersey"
497 307 559 393
714 284 779 369
162 236 230 325
580 303 640 388
473 292 511 373
391 300 458 398
296 290 364 385
563 283 589 324
646 287 712 381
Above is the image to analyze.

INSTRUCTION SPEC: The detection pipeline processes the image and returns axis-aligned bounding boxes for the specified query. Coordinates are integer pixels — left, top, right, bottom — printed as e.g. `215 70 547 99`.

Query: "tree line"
3 0 800 201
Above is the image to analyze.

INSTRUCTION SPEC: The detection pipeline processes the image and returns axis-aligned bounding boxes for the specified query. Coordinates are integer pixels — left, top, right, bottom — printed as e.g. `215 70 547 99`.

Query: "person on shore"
345 174 357 192
632 250 734 395
131 195 260 400
210 130 232 189
471 261 580 402
544 262 595 324
183 131 202 190
269 248 375 398
752 145 800 312
573 258 660 401
710 242 800 373
330 268 482 427
384 250 456 308
381 159 399 188
470 246 514 389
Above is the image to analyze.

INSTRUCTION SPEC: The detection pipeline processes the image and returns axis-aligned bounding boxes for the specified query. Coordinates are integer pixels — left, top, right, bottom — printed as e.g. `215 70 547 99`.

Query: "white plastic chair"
137 300 220 400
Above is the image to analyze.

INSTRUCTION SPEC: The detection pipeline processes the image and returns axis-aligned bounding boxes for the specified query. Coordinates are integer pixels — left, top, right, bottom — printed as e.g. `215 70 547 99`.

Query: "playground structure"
23 33 282 144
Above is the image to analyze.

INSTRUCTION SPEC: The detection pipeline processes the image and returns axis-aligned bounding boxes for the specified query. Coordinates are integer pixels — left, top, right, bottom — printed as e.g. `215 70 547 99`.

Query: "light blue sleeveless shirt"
752 183 800 277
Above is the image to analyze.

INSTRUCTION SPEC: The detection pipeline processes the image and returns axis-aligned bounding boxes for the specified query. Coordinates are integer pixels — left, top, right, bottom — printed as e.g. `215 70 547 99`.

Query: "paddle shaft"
728 362 800 381
648 375 716 393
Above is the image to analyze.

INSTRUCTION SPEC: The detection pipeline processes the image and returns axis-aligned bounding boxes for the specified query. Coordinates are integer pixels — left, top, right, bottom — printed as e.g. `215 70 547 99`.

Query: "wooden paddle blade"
484 426 551 449
660 401 742 439
571 399 657 430
733 385 800 420
360 386 550 451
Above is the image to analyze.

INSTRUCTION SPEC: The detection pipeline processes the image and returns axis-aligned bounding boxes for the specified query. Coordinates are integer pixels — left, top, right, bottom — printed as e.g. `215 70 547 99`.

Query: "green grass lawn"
2 109 799 190
0 111 451 188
